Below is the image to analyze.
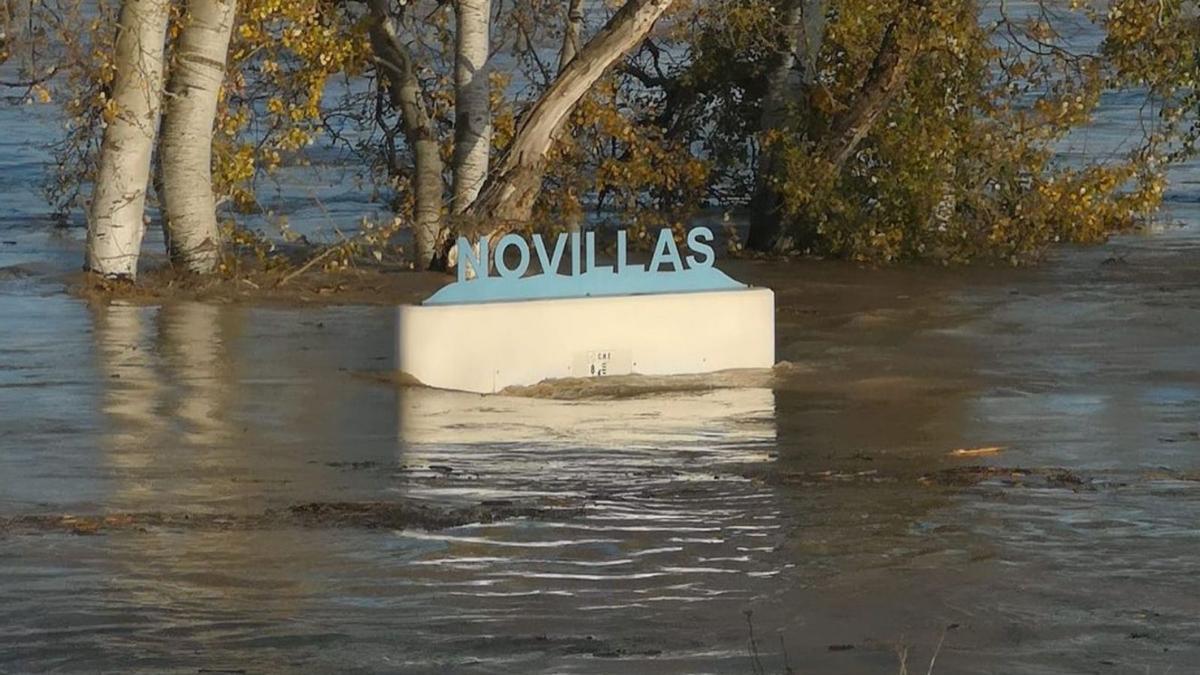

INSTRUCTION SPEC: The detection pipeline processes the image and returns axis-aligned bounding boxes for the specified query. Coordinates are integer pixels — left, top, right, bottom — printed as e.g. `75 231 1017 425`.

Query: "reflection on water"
391 387 786 658
397 386 775 497
90 302 241 499
0 295 796 672
157 302 236 447
89 301 257 511
92 303 167 453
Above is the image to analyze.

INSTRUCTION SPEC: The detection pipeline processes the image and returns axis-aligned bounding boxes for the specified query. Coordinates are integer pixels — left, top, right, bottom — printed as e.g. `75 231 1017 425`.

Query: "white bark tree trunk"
557 0 583 72
451 0 491 213
160 0 236 274
86 0 170 279
367 0 444 268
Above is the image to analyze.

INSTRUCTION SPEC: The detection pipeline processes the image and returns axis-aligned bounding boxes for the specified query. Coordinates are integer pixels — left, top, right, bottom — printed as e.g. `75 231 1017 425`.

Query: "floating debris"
949 446 1004 458
0 498 585 536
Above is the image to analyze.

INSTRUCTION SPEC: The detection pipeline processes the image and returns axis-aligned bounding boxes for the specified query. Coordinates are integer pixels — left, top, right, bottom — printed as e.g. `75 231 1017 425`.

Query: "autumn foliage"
34 0 1200 268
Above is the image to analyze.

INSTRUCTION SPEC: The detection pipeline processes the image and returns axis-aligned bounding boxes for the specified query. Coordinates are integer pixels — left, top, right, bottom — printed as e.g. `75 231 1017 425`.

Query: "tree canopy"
5 0 1198 274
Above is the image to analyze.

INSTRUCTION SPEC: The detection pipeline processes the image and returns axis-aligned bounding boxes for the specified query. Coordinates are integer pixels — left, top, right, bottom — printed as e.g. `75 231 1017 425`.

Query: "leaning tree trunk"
86 0 170 280
451 0 491 213
450 0 673 251
367 0 444 268
747 2 918 253
159 0 236 274
818 18 910 168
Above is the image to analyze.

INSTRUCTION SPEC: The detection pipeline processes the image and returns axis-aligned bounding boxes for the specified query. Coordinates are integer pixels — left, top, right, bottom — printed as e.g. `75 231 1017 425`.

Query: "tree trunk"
0 0 11 64
556 0 586 233
747 0 831 252
457 0 674 242
451 0 491 213
160 0 236 274
366 0 444 268
85 0 170 280
819 18 909 168
747 3 918 253
558 0 583 71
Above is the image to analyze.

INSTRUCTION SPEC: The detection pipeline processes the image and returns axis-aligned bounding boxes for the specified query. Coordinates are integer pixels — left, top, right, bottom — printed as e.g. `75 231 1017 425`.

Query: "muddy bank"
65 263 451 307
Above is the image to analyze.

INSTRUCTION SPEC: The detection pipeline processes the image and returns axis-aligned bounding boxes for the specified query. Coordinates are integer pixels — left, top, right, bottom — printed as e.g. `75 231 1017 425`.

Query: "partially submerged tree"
85 0 170 279
558 0 583 71
746 0 825 252
361 0 678 269
364 0 444 267
461 0 677 228
682 0 1192 262
160 0 237 273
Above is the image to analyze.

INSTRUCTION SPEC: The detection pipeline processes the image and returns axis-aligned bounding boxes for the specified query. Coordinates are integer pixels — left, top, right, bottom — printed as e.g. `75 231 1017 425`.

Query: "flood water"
4 31 1200 675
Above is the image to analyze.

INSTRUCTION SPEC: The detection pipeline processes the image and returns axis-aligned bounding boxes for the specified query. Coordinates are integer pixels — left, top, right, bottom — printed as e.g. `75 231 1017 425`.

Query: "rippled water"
4 218 1200 673
0 287 792 672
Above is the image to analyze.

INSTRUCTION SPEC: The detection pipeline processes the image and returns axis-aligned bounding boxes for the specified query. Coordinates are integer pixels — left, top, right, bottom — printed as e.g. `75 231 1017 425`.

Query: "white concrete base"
396 288 775 394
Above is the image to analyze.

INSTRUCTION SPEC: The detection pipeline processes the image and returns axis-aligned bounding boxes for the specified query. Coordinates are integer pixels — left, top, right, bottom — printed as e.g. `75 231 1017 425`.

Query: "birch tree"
366 0 444 268
85 0 170 279
451 0 491 213
557 0 583 71
49 0 1195 273
449 0 675 257
364 0 674 269
159 0 237 273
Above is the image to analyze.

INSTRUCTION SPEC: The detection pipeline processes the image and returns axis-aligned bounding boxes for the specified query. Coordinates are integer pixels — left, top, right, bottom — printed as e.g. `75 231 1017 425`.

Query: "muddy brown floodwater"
2 212 1199 673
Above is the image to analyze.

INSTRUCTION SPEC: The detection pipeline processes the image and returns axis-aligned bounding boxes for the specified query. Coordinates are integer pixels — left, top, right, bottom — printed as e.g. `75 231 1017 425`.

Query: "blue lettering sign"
494 233 530 278
534 232 568 275
686 227 715 268
648 228 684 273
457 236 488 283
616 230 645 273
427 226 744 305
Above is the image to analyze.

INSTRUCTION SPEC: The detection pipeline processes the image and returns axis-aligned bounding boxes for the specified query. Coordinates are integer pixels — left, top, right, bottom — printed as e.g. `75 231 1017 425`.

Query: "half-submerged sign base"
396 288 775 394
